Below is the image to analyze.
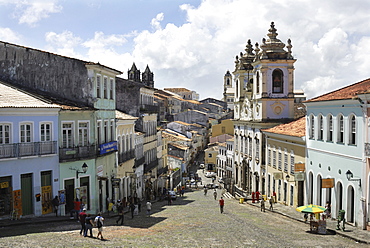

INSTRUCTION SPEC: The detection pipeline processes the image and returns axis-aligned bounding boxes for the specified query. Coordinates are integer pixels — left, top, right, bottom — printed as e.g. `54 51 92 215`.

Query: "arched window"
327 115 333 142
318 115 323 140
226 78 230 85
349 115 356 145
236 80 239 97
272 69 283 93
309 115 315 139
337 115 344 143
256 72 260 93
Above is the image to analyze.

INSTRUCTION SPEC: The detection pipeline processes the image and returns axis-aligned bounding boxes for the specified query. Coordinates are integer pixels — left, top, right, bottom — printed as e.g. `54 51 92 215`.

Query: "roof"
115 110 137 120
0 81 60 109
169 143 189 150
305 78 370 103
164 88 191 93
262 117 306 137
1 41 122 74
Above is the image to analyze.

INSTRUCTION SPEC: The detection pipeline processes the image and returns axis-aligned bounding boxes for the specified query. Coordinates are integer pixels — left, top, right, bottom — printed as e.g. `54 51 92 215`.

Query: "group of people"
77 209 105 240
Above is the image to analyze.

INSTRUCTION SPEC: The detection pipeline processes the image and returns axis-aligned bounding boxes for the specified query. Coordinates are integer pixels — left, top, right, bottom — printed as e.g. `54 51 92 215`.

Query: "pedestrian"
70 198 81 219
204 187 208 196
213 189 217 200
84 213 94 237
146 201 152 217
129 201 136 219
325 201 331 218
269 197 274 211
219 197 224 213
78 208 87 235
51 196 59 217
260 198 266 212
94 212 104 240
167 193 172 205
116 201 124 225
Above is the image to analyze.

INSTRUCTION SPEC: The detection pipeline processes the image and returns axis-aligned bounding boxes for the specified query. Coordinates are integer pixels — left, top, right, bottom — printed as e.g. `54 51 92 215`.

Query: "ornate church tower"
223 70 234 110
233 22 296 122
128 63 141 82
142 65 154 88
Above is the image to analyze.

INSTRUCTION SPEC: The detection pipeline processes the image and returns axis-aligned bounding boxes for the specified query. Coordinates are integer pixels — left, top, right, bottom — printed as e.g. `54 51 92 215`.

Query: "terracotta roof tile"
262 117 306 137
305 78 370 102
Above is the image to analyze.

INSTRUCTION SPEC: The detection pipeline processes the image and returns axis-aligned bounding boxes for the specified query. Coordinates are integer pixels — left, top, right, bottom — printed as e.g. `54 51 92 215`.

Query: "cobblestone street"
0 186 366 248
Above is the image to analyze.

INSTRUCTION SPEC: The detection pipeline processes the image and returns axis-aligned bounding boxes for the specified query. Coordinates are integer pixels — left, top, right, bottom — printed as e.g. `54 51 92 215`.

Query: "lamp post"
70 163 88 179
345 170 361 187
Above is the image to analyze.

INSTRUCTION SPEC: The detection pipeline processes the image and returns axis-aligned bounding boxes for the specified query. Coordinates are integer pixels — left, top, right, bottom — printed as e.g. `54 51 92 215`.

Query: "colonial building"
304 78 370 229
262 117 306 208
232 22 299 196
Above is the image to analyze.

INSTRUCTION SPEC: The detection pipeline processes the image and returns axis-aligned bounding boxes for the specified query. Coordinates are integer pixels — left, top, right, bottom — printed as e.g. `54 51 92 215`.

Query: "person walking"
219 197 224 213
146 201 152 217
129 201 136 219
116 201 124 225
204 187 208 196
94 212 105 240
51 196 59 217
84 213 94 237
260 198 266 212
269 197 274 211
213 189 217 200
78 208 87 235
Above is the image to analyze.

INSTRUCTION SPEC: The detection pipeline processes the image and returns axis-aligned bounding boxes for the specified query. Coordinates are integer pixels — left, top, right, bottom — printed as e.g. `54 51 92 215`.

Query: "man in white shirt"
146 201 152 217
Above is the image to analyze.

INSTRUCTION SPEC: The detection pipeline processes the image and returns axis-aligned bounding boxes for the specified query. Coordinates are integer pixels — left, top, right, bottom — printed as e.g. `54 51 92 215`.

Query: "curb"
243 200 370 245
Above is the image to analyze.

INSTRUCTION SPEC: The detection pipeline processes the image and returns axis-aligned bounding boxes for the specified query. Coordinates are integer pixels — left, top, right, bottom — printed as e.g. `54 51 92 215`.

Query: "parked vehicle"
205 172 216 178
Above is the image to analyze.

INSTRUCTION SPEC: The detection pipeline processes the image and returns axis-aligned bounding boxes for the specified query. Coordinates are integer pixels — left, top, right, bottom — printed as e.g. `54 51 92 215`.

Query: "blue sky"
1 0 370 100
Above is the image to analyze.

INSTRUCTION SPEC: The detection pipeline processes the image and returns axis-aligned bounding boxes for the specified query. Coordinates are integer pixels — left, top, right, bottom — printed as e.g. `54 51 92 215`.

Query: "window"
208 153 212 158
327 115 333 142
96 75 101 98
62 123 73 148
309 115 314 139
110 120 114 141
256 72 260 93
20 123 32 143
290 151 295 175
97 121 102 145
110 78 114 99
78 122 89 146
0 124 11 144
248 137 252 156
255 138 260 160
222 126 226 134
349 115 356 145
103 77 108 99
337 115 344 143
318 115 323 140
273 149 276 168
104 120 108 143
278 148 282 170
284 149 288 172
40 123 51 142
272 69 283 93
267 146 271 165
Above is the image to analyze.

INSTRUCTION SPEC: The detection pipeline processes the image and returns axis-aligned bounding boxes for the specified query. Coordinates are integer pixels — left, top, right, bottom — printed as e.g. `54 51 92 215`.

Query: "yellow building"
262 117 306 208
211 119 234 137
204 144 219 171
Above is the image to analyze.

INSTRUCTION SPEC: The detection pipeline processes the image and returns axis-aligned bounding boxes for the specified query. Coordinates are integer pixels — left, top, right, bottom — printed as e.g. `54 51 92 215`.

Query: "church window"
227 78 230 85
256 72 260 93
272 69 283 93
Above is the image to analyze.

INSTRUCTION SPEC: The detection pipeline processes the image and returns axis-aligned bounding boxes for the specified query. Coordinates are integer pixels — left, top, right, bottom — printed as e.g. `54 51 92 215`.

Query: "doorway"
64 179 75 214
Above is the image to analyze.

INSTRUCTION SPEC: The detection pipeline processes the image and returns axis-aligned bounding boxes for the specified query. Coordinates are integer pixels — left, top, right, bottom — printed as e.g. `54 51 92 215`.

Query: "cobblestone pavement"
0 187 368 248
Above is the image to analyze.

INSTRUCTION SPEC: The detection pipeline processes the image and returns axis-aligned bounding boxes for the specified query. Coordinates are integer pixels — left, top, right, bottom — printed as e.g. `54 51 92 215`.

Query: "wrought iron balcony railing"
59 144 97 161
0 141 57 159
118 149 135 163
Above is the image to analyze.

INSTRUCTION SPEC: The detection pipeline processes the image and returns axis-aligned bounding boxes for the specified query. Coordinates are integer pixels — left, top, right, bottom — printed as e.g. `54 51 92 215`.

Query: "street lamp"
70 163 88 179
345 170 361 187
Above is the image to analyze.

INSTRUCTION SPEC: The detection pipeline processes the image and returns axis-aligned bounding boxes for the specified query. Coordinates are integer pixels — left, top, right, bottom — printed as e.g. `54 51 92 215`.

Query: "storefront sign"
99 141 118 155
295 163 305 172
97 165 103 177
41 185 52 215
322 178 335 188
294 172 305 181
273 172 283 180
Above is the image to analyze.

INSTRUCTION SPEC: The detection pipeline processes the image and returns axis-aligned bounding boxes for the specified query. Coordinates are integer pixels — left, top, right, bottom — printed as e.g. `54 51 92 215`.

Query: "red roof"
263 117 306 137
305 78 370 102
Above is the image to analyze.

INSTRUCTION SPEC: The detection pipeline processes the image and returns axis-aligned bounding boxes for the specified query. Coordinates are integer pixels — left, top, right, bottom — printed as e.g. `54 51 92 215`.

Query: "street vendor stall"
296 204 327 234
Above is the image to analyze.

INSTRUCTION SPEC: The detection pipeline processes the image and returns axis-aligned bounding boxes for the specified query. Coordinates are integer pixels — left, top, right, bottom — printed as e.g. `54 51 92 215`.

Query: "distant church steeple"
128 63 141 82
142 65 154 88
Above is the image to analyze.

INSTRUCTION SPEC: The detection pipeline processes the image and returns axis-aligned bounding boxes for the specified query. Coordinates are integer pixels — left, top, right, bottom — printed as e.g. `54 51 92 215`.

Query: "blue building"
304 78 370 229
0 81 60 218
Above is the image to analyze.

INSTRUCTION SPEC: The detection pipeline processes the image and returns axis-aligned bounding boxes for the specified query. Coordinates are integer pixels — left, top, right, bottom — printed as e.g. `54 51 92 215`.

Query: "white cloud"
0 27 21 43
44 30 82 58
12 0 62 26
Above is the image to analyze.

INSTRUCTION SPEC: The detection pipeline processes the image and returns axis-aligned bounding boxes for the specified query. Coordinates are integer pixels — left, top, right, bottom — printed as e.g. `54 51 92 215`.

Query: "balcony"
144 158 158 173
365 143 370 157
0 141 57 159
134 156 145 168
140 104 159 113
157 166 168 176
118 149 135 164
59 145 97 162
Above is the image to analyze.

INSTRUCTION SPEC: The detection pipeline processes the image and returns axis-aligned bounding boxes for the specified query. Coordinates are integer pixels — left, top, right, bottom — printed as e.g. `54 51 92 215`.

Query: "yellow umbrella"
296 204 326 214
